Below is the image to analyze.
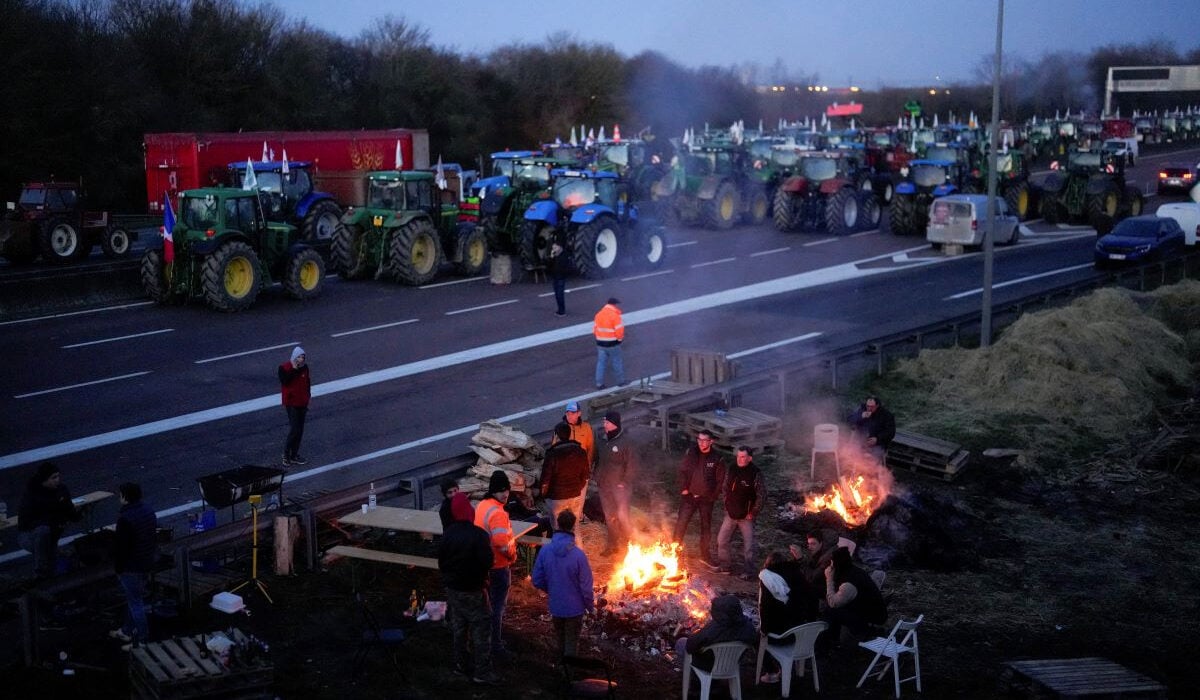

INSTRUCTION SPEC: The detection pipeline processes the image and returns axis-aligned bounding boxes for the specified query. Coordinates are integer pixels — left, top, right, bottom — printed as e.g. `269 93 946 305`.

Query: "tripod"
231 495 273 604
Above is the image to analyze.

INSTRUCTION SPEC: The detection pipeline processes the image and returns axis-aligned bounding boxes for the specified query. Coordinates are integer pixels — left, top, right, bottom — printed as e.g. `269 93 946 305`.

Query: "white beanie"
291 346 306 362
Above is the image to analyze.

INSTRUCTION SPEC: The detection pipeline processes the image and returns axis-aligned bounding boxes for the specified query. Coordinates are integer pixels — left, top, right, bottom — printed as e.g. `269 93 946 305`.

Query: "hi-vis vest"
593 304 624 344
474 497 516 569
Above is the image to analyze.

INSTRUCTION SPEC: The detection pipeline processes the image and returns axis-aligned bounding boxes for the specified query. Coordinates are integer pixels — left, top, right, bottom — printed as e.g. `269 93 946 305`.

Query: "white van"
1156 202 1200 246
927 194 1020 247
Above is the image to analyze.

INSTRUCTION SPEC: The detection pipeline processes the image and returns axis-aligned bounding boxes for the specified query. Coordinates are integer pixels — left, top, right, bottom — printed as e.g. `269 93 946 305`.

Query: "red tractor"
1 181 136 264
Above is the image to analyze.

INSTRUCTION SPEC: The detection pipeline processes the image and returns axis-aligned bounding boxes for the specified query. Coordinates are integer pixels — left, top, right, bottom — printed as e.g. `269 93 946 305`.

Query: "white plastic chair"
754 621 827 697
857 614 923 698
682 641 750 700
811 424 840 479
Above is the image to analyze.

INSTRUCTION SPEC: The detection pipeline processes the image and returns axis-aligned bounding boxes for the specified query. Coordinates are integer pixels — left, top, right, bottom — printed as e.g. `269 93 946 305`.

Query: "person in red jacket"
278 346 311 466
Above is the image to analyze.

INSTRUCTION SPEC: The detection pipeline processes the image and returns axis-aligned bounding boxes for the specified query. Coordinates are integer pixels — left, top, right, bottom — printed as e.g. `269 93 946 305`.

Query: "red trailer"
143 129 430 213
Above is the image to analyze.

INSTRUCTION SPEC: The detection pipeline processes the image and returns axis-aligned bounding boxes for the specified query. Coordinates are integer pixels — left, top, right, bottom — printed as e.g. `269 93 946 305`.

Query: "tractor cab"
226 160 341 242
472 151 540 199
550 169 622 213
364 171 438 213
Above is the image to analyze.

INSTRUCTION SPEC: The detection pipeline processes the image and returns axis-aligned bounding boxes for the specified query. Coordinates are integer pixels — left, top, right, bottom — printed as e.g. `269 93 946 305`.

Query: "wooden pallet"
630 379 697 404
685 408 782 451
1002 657 1166 699
886 430 970 481
671 348 735 386
130 628 274 700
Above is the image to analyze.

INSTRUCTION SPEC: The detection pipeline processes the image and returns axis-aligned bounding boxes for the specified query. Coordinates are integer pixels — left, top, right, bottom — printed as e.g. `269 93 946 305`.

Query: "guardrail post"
302 507 317 572
18 591 38 667
174 545 192 609
410 477 425 510
829 357 839 389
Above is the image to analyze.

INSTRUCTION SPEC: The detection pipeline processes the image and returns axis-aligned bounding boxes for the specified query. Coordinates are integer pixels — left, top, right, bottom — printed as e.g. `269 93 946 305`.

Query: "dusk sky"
283 0 1200 88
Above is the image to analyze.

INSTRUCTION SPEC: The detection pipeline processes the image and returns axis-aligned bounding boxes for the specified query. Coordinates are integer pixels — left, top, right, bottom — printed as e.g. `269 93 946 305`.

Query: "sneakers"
472 672 502 686
555 311 566 317
760 671 781 684
109 628 132 643
290 455 308 465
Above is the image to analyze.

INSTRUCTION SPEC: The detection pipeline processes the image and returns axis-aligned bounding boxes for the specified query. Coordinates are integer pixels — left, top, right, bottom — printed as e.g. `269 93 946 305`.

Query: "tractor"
1 181 136 264
965 145 1034 220
522 169 666 279
226 161 342 247
888 153 971 236
331 170 485 286
139 188 324 312
478 156 576 255
593 139 668 203
772 152 880 234
1037 149 1143 229
652 142 769 229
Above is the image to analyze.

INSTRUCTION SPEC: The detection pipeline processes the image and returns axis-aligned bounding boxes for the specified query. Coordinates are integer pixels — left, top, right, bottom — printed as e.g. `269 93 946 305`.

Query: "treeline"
2 0 1198 210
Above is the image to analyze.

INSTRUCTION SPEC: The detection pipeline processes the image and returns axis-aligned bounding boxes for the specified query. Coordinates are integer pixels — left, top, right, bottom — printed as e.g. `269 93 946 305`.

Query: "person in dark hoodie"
847 395 895 464
540 422 590 544
675 593 757 672
531 509 594 659
16 461 79 579
716 446 766 579
438 478 460 530
438 492 501 686
821 546 887 645
597 411 637 557
110 482 158 647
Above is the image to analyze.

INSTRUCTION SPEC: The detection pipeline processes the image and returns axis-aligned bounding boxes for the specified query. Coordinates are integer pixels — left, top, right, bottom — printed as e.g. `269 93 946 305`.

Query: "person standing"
541 423 590 544
597 411 637 557
279 346 311 466
109 482 158 647
716 446 765 580
673 430 727 570
592 298 625 389
16 462 78 580
557 401 596 473
474 471 517 660
548 228 570 316
531 510 594 660
847 395 895 464
438 492 501 685
438 478 460 530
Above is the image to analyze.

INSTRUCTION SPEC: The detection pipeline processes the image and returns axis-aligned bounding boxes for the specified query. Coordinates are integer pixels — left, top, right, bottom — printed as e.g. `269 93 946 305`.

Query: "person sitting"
674 593 756 672
847 395 896 464
820 547 887 648
504 488 552 538
757 550 819 684
792 528 839 601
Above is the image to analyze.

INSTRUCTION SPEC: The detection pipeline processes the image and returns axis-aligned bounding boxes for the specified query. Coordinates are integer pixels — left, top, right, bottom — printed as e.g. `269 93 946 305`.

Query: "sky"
281 0 1200 88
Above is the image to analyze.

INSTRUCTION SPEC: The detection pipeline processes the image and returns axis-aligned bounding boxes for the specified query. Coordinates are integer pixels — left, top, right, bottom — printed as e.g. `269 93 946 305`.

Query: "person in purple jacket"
531 509 595 660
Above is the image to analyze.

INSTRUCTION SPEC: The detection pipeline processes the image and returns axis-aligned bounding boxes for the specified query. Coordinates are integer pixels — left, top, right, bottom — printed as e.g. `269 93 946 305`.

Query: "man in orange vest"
592 298 625 389
474 470 517 659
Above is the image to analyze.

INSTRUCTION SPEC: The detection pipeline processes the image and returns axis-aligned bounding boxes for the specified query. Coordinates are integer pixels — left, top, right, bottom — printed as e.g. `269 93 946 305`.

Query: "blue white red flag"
162 192 176 264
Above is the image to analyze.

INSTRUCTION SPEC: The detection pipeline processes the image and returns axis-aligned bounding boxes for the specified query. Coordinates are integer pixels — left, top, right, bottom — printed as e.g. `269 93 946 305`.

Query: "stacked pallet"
129 628 273 699
886 430 970 481
460 420 545 497
684 407 784 452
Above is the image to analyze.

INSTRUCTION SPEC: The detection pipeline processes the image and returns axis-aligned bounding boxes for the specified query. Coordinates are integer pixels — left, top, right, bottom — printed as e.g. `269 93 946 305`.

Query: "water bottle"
368 482 377 510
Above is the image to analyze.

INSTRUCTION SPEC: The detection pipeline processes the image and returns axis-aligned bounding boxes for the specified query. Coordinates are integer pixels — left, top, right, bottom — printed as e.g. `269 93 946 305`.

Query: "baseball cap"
565 401 580 412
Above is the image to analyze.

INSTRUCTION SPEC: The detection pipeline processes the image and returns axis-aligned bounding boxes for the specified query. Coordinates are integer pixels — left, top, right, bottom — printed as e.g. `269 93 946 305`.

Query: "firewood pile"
588 581 721 661
459 420 546 498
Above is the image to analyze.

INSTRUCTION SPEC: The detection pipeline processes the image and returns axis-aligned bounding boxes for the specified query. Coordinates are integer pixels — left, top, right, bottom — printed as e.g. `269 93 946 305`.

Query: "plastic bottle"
368 482 377 510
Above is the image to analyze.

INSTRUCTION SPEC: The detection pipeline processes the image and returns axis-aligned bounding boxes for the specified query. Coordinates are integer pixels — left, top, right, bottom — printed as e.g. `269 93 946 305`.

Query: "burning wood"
800 473 890 526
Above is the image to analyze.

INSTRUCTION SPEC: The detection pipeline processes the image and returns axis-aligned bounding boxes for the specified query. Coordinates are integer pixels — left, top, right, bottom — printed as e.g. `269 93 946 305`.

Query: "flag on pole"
394 140 404 170
569 126 577 147
261 141 269 162
242 158 258 190
161 192 176 264
281 149 289 175
435 155 447 190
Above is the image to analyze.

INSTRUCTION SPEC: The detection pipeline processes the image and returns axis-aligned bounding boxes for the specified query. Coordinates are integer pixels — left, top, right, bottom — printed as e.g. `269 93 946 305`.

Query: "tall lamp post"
981 0 1005 347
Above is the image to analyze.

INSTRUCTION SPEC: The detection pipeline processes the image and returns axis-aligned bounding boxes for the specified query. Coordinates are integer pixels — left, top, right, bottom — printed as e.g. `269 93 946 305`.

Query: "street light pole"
981 0 1005 347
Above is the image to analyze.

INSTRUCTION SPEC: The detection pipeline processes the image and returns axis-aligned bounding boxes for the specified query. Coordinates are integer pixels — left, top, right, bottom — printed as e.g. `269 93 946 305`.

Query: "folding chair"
754 621 826 697
857 614 923 698
561 654 617 699
351 592 408 679
682 641 751 700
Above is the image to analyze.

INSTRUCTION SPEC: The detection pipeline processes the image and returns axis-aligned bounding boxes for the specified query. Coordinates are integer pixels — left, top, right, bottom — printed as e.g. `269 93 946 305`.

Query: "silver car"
927 194 1020 247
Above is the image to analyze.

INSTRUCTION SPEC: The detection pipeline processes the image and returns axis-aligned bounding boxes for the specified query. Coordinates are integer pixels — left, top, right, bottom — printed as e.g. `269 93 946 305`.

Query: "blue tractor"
887 153 970 236
226 161 342 245
522 169 666 279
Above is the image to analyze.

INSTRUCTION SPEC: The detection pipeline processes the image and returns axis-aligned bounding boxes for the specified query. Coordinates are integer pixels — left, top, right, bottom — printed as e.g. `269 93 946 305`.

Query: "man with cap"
474 470 518 659
556 401 596 472
597 411 638 557
541 423 590 545
438 492 501 685
592 298 625 389
278 345 311 466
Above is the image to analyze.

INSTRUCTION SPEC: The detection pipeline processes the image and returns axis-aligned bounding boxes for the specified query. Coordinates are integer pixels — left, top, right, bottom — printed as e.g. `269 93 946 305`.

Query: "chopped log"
496 446 524 463
470 445 506 464
472 420 537 450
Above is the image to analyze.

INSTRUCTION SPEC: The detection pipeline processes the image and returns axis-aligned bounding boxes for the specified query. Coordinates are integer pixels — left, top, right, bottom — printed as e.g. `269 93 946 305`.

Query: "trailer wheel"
101 226 133 259
202 240 262 311
519 221 556 272
140 249 173 304
456 225 489 276
826 188 859 234
301 200 342 242
703 181 739 230
572 217 621 279
331 223 372 279
284 247 325 300
39 216 88 263
388 218 442 285
772 188 797 231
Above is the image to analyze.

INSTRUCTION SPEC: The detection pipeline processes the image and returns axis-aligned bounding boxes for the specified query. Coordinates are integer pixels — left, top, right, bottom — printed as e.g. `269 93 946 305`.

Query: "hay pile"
889 281 1200 467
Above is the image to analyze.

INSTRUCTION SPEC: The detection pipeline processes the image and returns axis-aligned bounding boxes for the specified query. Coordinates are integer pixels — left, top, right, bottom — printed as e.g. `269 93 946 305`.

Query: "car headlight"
1134 244 1152 254
1095 242 1106 253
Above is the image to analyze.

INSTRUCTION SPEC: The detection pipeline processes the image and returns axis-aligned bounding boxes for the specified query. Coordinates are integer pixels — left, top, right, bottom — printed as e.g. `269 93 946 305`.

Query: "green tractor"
140 188 325 312
652 142 769 229
331 170 486 286
966 146 1034 220
1037 149 1143 229
479 156 576 256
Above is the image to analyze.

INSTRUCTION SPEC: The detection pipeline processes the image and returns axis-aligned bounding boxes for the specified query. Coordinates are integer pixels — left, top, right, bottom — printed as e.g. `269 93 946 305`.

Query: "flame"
605 541 710 620
804 474 885 526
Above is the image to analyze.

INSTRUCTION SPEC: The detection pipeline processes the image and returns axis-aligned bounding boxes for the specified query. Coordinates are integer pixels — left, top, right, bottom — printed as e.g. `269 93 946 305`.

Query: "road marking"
14 371 152 399
750 247 790 257
802 237 839 247
195 342 300 364
727 332 823 359
0 301 155 327
0 245 937 470
444 299 519 315
849 229 877 237
667 240 697 248
419 275 488 289
943 263 1095 300
62 328 174 349
690 257 736 268
537 283 602 298
620 269 675 281
330 319 420 338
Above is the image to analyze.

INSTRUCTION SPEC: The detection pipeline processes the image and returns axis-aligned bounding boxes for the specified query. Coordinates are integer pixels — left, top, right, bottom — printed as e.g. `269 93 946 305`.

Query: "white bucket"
813 424 839 452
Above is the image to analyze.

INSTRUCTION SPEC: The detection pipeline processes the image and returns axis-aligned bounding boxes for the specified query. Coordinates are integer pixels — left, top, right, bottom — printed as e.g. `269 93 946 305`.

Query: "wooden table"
0 490 112 533
338 505 538 539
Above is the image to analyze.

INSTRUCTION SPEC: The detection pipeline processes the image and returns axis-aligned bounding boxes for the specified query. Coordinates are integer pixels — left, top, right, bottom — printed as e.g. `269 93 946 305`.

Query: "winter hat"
488 469 511 495
449 492 475 523
604 411 622 429
554 422 572 441
291 346 306 362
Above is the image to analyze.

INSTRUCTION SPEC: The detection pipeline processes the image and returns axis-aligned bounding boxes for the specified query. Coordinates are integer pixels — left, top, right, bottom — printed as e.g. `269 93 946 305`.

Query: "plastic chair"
352 592 408 679
754 621 827 697
811 424 840 479
682 641 751 699
561 655 617 699
857 614 923 698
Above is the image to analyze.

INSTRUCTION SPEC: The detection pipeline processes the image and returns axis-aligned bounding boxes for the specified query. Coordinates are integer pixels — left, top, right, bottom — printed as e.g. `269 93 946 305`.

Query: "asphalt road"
2 145 1198 563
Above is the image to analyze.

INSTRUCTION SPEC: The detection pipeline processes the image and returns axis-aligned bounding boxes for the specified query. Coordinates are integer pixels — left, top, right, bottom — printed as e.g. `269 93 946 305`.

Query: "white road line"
690 257 736 269
0 301 154 327
727 332 823 359
195 342 300 364
0 245 938 470
849 229 877 237
62 328 174 349
620 269 675 282
537 283 602 298
444 299 520 315
943 263 1095 300
330 319 419 338
667 240 698 248
419 275 488 289
14 371 152 399
802 237 839 247
750 247 790 257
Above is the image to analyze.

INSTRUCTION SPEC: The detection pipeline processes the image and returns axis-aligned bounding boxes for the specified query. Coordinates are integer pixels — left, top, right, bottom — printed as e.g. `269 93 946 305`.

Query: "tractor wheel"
703 181 739 230
39 216 89 264
1086 187 1119 221
387 218 443 286
889 195 915 235
744 189 770 225
283 247 325 300
518 221 556 272
572 217 621 279
456 225 489 276
772 189 797 231
201 240 261 312
140 249 173 304
331 223 373 279
826 188 859 234
1004 182 1031 220
1039 195 1061 224
101 226 133 259
633 226 667 270
481 216 512 254
1123 188 1144 217
858 192 882 231
301 200 342 243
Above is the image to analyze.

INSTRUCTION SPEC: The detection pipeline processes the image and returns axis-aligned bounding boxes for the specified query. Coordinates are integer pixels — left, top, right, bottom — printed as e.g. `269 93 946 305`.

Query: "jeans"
284 405 307 459
546 493 585 546
553 614 583 659
486 566 512 653
446 587 492 676
599 484 631 553
118 572 150 642
17 525 59 578
673 496 715 561
716 514 756 574
595 344 624 388
552 277 567 314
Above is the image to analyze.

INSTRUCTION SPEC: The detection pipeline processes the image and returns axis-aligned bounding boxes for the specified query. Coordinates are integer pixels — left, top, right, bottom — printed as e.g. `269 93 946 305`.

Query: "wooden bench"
1003 657 1166 699
326 545 438 569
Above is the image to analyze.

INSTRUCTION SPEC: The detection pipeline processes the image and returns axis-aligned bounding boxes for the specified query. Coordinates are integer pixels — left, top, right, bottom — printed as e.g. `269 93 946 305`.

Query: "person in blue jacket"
531 509 595 660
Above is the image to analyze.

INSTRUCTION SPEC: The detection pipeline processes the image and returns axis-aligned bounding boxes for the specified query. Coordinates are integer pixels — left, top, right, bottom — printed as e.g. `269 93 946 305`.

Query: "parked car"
1101 137 1138 166
1093 215 1186 268
1155 202 1200 246
1156 163 1197 196
926 193 1020 248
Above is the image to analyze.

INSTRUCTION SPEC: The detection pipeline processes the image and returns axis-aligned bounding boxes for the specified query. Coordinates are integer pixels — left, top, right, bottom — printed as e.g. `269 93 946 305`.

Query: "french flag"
162 193 176 263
